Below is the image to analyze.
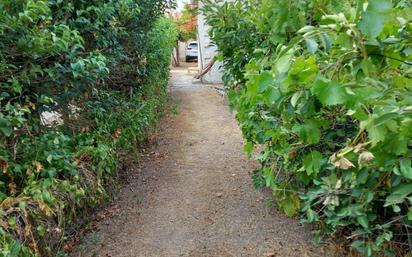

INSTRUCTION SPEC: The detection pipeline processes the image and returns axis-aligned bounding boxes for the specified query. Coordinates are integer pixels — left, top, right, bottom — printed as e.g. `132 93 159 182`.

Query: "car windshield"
188 43 197 49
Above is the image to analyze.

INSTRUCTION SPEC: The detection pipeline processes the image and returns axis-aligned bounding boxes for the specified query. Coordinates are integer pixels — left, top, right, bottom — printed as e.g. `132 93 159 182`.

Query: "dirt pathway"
72 68 331 257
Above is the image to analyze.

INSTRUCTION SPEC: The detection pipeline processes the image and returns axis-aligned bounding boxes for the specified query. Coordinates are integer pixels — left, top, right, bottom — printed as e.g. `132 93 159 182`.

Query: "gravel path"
71 67 332 257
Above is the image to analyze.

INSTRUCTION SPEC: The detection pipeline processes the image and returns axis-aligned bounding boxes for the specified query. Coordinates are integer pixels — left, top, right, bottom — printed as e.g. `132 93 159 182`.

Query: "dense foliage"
203 0 412 255
176 2 198 42
0 0 177 256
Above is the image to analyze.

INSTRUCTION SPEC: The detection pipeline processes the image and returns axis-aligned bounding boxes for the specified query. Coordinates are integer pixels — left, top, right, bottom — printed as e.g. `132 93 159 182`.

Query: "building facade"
197 1 223 84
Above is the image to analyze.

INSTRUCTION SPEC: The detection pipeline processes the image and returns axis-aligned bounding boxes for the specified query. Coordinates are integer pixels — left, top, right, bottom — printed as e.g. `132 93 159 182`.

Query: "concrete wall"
197 1 223 84
178 41 186 62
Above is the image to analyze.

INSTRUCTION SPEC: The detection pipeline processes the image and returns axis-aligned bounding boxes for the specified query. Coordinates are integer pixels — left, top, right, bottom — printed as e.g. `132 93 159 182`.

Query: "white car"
185 41 198 62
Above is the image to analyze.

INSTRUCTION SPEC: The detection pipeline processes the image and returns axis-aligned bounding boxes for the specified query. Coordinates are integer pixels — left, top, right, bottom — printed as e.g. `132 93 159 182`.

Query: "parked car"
185 41 198 62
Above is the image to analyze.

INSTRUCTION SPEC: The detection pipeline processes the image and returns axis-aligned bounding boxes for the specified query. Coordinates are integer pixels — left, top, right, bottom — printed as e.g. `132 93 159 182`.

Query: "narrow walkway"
73 68 330 257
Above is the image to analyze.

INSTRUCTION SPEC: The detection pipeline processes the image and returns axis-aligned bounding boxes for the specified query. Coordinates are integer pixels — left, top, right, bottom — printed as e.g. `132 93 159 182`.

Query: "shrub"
203 0 412 255
0 0 177 256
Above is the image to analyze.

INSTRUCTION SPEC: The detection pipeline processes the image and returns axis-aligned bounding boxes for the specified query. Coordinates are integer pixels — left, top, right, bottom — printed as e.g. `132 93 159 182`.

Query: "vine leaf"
311 77 347 106
400 159 412 180
293 120 320 145
358 0 392 39
384 134 408 155
385 183 412 207
279 193 301 217
257 71 273 92
366 123 387 146
303 151 323 176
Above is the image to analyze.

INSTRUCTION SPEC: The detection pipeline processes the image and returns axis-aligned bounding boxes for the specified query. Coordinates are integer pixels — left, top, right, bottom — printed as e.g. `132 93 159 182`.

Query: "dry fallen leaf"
8 182 16 194
34 161 43 173
288 149 297 159
81 126 90 133
0 160 8 173
63 242 73 253
111 128 122 140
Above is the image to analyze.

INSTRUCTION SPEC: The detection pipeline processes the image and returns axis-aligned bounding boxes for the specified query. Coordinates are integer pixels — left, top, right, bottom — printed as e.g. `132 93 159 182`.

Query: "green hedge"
203 0 412 256
0 0 177 256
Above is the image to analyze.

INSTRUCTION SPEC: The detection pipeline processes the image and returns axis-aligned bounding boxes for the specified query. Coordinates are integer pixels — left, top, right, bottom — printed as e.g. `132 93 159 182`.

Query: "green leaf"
290 92 302 107
358 11 384 39
293 120 320 145
321 34 332 51
244 141 254 157
385 183 412 206
400 159 412 180
357 215 369 229
275 48 293 74
263 166 274 188
279 193 301 217
408 207 412 221
10 240 22 257
358 0 393 39
263 88 280 105
384 134 408 155
351 240 367 253
37 225 46 237
306 208 318 222
368 0 392 12
373 112 398 127
0 116 12 136
366 123 387 146
257 71 273 92
305 39 318 54
303 151 323 176
311 77 347 106
288 56 318 83
297 25 315 33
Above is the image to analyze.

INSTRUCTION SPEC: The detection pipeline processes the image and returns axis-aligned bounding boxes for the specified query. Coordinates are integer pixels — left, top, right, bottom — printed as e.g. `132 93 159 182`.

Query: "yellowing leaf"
330 154 355 170
34 161 43 173
358 151 375 165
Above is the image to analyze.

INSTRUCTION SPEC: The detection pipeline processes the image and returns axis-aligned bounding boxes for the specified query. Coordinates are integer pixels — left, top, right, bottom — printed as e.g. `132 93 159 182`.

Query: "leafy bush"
0 0 177 256
203 0 412 255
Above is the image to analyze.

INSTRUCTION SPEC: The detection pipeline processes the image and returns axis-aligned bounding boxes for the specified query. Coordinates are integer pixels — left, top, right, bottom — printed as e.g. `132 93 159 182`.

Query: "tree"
176 2 198 41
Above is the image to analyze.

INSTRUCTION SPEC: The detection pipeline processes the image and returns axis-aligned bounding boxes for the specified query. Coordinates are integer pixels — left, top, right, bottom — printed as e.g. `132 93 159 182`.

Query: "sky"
176 0 188 11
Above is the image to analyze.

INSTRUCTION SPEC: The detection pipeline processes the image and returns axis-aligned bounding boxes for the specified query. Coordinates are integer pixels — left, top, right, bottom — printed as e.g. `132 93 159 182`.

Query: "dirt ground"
71 67 334 257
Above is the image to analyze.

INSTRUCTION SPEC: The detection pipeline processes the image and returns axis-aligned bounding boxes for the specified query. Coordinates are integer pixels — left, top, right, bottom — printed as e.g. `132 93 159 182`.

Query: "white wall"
197 1 223 84
178 41 187 62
